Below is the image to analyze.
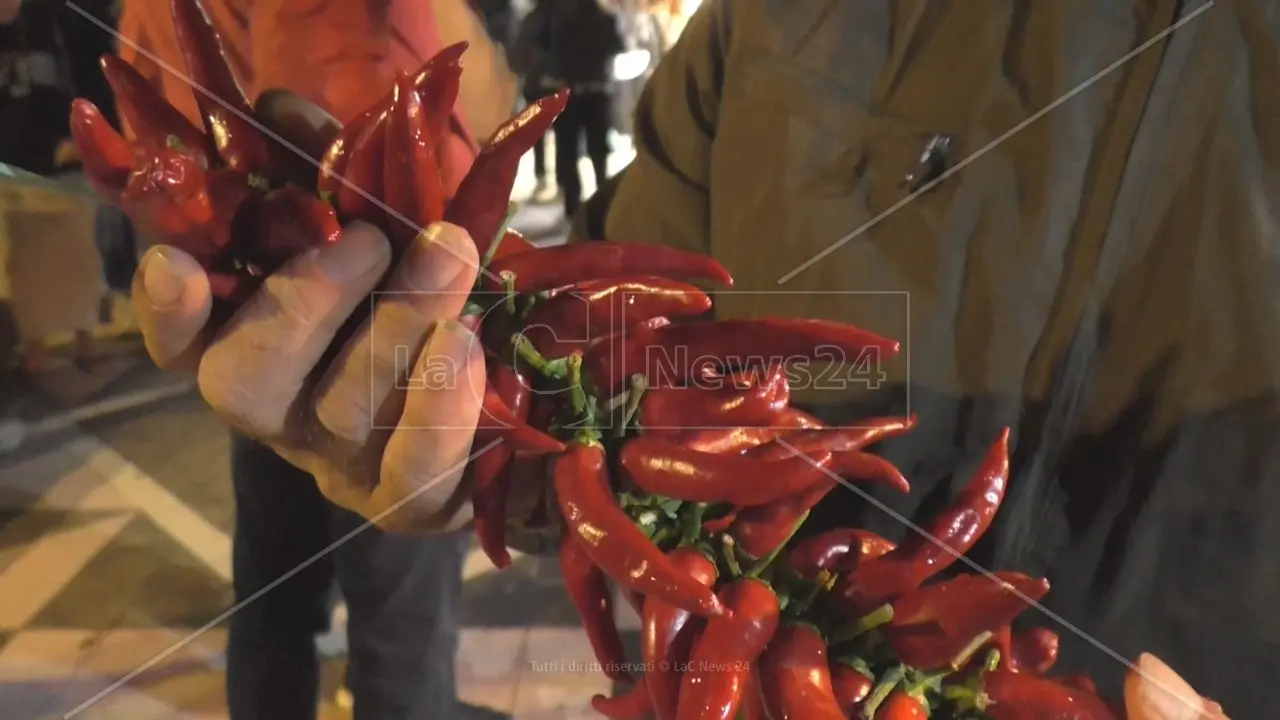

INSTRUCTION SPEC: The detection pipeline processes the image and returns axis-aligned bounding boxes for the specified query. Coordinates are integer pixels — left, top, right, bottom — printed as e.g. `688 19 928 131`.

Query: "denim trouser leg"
226 435 467 720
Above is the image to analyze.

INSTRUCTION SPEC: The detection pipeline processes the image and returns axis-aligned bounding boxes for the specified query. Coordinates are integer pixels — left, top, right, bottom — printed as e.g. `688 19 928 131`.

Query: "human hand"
1125 654 1230 719
130 90 487 533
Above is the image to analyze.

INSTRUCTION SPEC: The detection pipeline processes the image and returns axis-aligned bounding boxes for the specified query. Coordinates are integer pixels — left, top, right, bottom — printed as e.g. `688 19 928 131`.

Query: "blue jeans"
226 435 467 719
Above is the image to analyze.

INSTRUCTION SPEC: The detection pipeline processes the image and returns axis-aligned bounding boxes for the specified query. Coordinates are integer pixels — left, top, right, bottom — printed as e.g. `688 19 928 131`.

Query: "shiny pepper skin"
559 531 631 684
829 663 873 716
982 670 1117 720
875 692 928 719
676 578 779 720
758 623 846 720
644 548 717 720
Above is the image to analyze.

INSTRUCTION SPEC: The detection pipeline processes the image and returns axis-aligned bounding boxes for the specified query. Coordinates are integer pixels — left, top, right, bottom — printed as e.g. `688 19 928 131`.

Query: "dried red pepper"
620 437 833 506
471 364 530 569
586 318 897 392
758 623 846 720
170 0 270 174
982 670 1117 720
485 241 733 296
841 428 1010 611
69 99 135 202
99 54 210 165
519 276 711 359
554 443 724 618
643 547 717 720
591 677 653 719
445 90 571 255
559 530 632 684
676 577 779 720
786 528 896 580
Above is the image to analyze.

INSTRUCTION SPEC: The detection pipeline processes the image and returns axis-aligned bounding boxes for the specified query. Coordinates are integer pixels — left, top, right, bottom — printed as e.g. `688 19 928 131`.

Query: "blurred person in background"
0 0 104 372
117 0 515 717
525 0 623 221
511 0 555 201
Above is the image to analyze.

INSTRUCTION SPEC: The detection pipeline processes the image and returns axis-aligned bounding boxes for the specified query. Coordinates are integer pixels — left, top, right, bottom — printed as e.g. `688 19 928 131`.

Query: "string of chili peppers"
70 2 1127 718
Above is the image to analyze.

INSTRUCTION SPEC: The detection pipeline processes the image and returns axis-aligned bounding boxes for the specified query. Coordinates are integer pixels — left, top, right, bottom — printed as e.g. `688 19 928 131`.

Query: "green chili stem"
479 203 519 268
984 648 1002 672
620 374 648 435
791 568 833 617
831 603 895 645
502 272 518 315
948 630 994 671
722 535 742 577
681 503 707 546
513 334 565 379
746 510 810 578
860 666 905 720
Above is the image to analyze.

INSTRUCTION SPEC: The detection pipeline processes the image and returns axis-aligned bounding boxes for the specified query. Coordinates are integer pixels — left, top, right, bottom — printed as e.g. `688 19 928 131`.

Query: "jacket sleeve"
249 0 393 125
568 1 727 251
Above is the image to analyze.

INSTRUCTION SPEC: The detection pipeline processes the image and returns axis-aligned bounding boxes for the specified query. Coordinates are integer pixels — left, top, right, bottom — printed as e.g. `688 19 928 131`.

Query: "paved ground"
0 135 639 719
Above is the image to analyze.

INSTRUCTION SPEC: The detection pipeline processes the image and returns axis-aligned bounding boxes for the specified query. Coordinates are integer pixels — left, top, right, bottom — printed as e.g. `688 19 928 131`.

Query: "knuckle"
314 382 374 444
197 346 288 436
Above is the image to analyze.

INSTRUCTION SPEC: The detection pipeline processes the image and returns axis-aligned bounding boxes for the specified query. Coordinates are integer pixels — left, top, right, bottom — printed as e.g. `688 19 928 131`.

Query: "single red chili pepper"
827 451 911 493
591 677 653 719
758 623 846 720
475 383 565 454
170 0 270 174
829 662 874 716
875 691 928 719
560 529 632 684
643 547 717 720
519 276 712 359
730 481 835 560
586 318 896 392
982 670 1117 720
702 509 740 534
620 437 833 506
554 443 724 618
446 89 571 255
741 668 767 720
676 577 780 720
1010 627 1060 675
486 240 733 296
384 74 446 240
335 115 387 225
886 573 1050 670
248 186 342 272
120 148 214 255
1054 675 1097 694
786 529 897 580
639 364 787 432
69 99 135 203
471 364 530 569
747 415 917 461
841 428 1010 612
415 50 464 144
99 54 211 165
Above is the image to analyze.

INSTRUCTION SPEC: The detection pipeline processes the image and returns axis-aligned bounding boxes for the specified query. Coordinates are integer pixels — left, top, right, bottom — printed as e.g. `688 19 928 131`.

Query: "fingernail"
316 223 388 282
1137 654 1209 720
407 224 471 291
142 249 186 309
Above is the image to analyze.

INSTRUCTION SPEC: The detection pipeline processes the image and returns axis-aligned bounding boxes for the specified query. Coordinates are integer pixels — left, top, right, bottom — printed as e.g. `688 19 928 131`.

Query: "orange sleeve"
249 0 394 125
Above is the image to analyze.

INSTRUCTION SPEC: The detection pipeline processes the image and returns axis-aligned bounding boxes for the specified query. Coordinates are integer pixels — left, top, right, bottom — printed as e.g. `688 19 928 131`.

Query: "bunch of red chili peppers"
70 2 1124 718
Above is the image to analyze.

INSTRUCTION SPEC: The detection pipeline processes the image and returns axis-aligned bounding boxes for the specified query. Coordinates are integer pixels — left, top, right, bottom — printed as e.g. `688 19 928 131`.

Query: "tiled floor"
0 137 640 719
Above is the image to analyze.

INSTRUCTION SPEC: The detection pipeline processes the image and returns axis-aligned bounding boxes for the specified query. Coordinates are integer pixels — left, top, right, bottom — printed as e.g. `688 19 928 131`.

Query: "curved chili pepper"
758 623 846 720
829 662 874 716
982 670 1117 720
383 73 446 244
591 677 653 719
170 0 270 174
445 89 570 255
415 50 464 144
471 364 530 569
874 692 927 719
335 115 387 224
886 573 1050 670
747 415 918 461
786 529 896 580
99 54 211 165
620 437 833 506
676 577 780 720
643 547 717 720
730 480 834 560
69 99 135 202
639 364 787 432
248 186 341 272
841 429 1009 612
486 240 732 295
554 443 723 618
560 529 632 683
476 383 565 454
519 276 712 359
741 668 767 720
586 318 897 392
827 452 911 493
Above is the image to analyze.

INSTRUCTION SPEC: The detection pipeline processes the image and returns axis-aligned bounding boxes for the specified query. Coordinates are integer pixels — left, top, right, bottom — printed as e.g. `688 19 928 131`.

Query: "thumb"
131 246 212 372
1125 654 1229 720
